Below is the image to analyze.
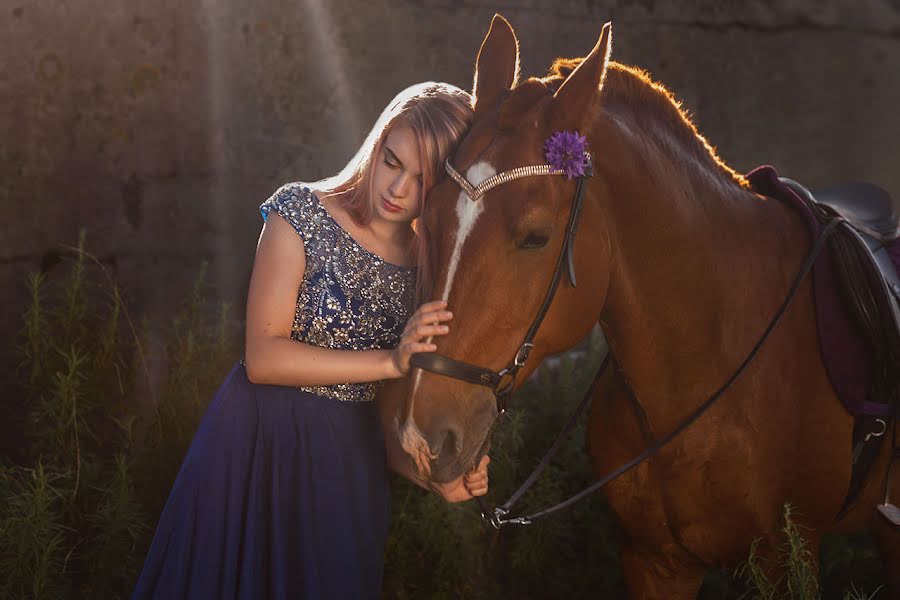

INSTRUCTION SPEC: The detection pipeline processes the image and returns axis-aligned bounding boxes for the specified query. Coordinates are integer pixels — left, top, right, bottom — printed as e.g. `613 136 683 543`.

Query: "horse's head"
399 16 615 483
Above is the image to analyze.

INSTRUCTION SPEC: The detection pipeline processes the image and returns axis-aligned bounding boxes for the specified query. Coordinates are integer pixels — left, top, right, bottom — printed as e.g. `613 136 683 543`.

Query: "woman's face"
370 122 425 224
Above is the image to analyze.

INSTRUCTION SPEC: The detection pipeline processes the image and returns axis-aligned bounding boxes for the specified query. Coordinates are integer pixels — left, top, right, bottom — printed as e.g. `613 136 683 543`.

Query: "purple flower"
544 131 589 179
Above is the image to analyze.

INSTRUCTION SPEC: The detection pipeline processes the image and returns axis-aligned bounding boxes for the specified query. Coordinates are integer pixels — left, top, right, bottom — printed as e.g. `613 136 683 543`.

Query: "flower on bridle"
544 130 590 180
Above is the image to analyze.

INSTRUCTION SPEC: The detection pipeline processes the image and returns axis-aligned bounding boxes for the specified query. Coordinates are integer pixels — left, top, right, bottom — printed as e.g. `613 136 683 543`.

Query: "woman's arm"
244 213 397 386
245 214 451 386
249 213 490 499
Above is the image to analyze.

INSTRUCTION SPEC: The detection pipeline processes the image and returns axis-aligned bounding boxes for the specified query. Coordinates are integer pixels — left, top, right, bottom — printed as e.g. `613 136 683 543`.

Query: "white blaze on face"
405 161 497 438
440 161 495 300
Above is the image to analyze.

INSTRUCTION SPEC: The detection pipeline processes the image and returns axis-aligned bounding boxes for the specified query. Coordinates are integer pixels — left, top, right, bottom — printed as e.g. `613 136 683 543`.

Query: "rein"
478 216 842 528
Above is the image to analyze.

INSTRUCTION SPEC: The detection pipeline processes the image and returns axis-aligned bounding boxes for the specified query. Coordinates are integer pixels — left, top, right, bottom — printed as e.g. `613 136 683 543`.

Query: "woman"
131 82 488 599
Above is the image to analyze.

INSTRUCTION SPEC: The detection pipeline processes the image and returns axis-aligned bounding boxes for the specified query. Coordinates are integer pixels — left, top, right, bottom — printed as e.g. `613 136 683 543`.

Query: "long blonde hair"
311 82 474 302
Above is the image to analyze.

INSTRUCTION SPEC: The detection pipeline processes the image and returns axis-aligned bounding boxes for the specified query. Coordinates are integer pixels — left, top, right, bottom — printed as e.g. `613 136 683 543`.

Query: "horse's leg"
870 514 900 596
620 546 705 600
588 361 707 599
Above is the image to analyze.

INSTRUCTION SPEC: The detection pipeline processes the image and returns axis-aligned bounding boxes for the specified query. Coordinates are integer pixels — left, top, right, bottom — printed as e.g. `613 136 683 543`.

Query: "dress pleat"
131 362 391 600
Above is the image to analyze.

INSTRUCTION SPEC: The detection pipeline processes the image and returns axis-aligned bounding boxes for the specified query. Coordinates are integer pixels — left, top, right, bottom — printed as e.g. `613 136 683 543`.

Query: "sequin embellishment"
259 183 416 402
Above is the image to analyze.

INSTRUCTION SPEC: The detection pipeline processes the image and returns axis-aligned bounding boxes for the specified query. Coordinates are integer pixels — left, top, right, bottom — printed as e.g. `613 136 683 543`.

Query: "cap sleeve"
259 182 320 243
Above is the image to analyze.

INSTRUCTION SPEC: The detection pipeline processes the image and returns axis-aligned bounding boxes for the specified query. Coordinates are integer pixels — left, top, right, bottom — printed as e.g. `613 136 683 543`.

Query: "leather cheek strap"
410 352 501 389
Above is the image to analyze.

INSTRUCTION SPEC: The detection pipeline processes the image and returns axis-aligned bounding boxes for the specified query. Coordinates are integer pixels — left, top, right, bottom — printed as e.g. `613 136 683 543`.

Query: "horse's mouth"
429 428 493 484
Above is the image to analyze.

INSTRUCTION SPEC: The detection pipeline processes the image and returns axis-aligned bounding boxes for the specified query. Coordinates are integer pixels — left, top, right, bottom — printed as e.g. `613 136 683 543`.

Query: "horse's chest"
586 387 762 556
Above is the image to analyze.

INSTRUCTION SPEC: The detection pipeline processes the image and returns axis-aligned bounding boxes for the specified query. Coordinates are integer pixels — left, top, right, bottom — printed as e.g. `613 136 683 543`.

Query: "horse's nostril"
430 428 461 460
442 428 460 458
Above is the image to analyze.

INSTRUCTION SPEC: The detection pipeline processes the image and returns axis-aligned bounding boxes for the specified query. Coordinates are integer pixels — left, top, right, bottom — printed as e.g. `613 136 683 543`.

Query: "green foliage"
819 531 884 600
79 453 148 598
842 584 882 600
782 505 820 600
19 272 50 388
3 232 234 599
135 261 236 513
1 233 887 598
0 461 72 600
736 504 883 600
739 538 778 600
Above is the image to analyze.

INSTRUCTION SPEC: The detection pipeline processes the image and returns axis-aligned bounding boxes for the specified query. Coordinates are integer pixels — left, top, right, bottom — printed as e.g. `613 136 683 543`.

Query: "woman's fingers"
410 300 447 324
464 480 487 496
415 324 449 338
464 472 488 487
411 300 452 321
404 310 452 340
463 455 490 496
394 301 453 378
407 310 453 333
473 455 490 472
405 342 437 354
420 299 448 312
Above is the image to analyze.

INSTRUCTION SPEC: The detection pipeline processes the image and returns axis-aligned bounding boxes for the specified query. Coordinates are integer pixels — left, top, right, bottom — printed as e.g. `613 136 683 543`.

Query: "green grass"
4 232 235 598
735 504 883 600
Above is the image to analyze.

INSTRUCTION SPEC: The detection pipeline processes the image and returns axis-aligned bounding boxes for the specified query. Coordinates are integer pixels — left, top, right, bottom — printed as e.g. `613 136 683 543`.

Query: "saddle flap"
814 182 899 241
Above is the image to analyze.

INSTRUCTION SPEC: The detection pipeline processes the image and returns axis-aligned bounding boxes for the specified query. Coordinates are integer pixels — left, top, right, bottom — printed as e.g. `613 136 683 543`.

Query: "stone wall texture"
2 0 899 399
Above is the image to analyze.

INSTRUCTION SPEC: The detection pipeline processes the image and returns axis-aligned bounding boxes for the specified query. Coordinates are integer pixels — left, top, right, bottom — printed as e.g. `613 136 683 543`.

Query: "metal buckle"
493 372 516 398
865 419 888 443
485 507 508 530
483 507 532 529
514 343 534 368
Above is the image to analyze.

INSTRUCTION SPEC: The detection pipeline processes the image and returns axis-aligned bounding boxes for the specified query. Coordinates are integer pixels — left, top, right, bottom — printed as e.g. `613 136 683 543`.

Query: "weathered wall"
2 1 899 401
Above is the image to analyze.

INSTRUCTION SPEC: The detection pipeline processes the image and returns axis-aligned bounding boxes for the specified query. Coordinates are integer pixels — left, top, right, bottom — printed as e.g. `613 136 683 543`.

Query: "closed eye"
519 232 550 249
384 147 402 169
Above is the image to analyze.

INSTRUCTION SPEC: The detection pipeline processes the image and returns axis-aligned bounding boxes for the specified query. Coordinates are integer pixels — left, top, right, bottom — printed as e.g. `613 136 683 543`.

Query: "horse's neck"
594 120 806 425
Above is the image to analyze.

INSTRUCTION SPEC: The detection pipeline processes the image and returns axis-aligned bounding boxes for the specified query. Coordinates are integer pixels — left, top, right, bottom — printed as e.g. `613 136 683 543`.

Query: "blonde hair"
311 82 474 302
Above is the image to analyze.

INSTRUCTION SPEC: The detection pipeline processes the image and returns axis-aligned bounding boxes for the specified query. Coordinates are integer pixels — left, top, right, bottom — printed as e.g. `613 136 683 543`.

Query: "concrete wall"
2 0 899 401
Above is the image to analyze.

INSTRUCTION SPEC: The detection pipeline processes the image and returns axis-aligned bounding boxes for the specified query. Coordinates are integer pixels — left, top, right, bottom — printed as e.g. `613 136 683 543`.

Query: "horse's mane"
539 58 749 194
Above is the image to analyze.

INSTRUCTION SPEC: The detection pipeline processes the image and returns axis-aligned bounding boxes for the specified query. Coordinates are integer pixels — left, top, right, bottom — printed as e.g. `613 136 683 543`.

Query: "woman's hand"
388 300 453 378
431 455 491 503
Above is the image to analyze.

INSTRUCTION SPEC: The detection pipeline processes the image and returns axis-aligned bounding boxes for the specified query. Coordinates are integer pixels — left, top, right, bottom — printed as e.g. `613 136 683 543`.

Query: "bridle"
409 147 840 529
409 154 594 415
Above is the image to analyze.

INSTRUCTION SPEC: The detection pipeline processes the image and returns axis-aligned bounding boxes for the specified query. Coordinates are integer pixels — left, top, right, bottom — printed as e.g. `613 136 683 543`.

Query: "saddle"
786 179 900 305
747 166 900 526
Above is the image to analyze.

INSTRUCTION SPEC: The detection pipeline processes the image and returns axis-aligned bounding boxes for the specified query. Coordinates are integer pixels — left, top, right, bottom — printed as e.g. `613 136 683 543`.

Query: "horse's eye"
519 232 550 249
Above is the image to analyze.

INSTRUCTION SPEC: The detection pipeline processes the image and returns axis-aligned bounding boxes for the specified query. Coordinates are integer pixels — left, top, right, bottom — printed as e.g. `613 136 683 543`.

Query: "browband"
445 159 565 202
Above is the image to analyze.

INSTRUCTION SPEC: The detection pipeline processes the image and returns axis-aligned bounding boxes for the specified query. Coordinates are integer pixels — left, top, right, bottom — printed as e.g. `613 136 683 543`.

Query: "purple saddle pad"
747 165 897 418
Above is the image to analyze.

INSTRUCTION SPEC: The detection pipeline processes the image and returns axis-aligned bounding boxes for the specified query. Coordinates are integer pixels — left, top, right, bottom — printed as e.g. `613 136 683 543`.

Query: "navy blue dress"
131 184 416 599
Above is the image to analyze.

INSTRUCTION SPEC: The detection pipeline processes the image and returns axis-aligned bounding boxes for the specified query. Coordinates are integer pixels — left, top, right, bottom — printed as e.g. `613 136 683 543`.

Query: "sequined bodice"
259 183 416 402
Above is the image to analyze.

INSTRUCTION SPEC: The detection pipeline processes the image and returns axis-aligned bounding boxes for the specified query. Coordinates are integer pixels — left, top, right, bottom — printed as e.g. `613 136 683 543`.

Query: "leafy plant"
3 233 235 598
736 504 883 600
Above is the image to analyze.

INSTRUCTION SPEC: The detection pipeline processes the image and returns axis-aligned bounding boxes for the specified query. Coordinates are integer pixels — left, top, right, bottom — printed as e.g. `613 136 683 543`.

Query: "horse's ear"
473 14 520 115
552 22 612 127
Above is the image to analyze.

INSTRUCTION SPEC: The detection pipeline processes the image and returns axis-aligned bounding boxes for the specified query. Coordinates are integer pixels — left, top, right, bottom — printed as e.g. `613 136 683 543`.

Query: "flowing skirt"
131 362 391 599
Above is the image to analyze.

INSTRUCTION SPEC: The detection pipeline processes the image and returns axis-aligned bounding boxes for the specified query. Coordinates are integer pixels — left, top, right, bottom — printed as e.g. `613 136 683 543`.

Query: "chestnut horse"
389 15 899 598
